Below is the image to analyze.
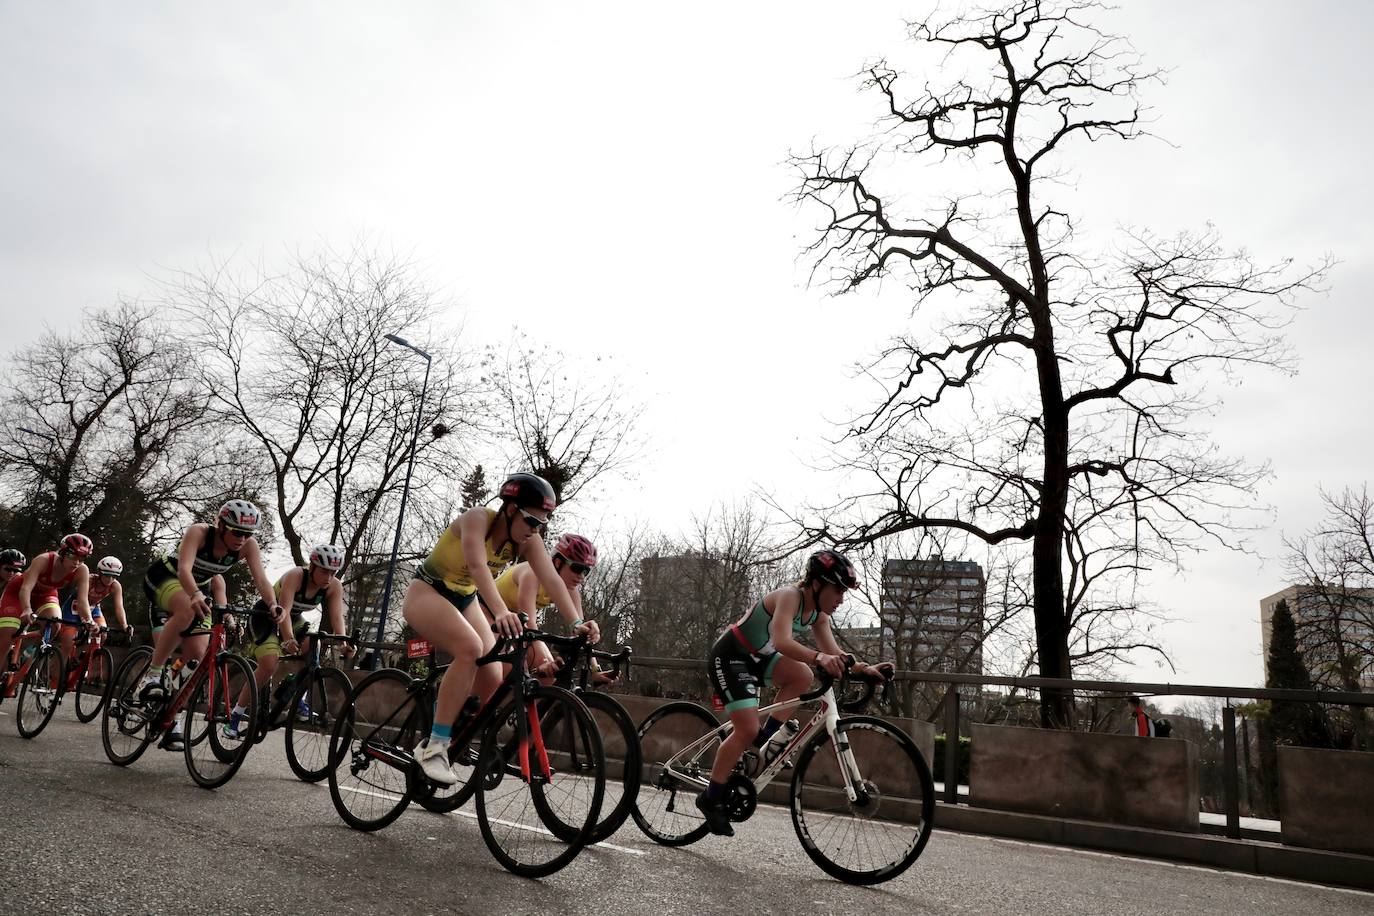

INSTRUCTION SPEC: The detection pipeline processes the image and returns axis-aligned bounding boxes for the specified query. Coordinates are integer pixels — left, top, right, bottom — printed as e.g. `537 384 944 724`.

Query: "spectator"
1127 695 1155 737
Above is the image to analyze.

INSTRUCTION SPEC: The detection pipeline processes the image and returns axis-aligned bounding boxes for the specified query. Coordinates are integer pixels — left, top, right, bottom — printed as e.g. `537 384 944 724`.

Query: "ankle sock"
429 721 453 745
754 716 783 748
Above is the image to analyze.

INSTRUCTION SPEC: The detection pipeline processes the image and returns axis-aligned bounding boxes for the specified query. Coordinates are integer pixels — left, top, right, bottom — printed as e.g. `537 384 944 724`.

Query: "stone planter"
1278 745 1374 857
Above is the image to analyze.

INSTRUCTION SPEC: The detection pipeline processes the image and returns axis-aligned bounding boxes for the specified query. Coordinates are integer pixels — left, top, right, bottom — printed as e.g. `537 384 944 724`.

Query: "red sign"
406 638 432 659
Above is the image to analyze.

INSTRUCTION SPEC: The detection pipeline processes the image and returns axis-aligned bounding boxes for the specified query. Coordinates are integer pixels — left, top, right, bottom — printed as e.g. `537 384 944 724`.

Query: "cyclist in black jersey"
138 500 282 748
697 549 892 836
223 544 354 737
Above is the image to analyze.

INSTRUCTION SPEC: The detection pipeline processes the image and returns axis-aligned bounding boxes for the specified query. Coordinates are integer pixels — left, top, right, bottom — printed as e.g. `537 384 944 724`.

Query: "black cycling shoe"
158 730 185 752
695 792 735 837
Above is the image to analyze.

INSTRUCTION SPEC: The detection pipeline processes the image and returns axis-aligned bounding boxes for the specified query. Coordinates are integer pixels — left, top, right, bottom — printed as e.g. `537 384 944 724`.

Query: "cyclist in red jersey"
0 535 96 670
58 555 132 664
0 549 25 588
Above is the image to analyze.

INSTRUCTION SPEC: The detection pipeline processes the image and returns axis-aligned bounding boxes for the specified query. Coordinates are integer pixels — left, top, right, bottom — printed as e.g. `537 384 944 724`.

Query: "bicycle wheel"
16 647 65 738
74 646 115 723
630 700 720 846
475 684 605 878
328 668 426 831
790 714 935 885
284 666 352 783
184 653 259 789
101 646 158 765
534 691 639 844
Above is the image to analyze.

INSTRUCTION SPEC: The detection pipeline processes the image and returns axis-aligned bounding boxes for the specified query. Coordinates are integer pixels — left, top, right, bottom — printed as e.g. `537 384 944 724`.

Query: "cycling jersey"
493 563 551 613
417 508 516 598
708 588 818 712
0 552 80 623
143 525 242 612
244 567 326 659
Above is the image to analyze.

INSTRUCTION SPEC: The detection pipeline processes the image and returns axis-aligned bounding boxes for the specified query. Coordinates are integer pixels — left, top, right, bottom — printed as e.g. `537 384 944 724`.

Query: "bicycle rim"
101 647 158 766
285 667 352 782
475 685 605 878
327 668 424 831
790 715 935 885
184 654 258 789
74 646 114 722
16 647 64 738
546 691 639 844
630 701 720 846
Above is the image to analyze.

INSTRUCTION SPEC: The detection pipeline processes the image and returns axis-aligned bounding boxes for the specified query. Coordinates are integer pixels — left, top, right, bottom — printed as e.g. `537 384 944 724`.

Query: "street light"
371 333 434 668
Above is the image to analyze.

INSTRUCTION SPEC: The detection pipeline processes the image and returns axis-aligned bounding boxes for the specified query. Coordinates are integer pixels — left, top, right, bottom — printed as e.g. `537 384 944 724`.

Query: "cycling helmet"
552 533 598 567
309 543 346 573
217 499 263 533
497 473 557 512
805 549 858 590
0 548 26 568
59 533 94 558
96 556 123 577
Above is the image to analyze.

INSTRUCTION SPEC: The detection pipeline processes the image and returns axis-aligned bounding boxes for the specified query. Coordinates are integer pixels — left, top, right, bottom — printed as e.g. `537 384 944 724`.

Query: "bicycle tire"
327 668 427 832
184 653 259 789
16 646 65 738
101 646 158 766
533 691 640 844
284 666 352 783
74 646 114 722
790 714 935 885
629 700 720 847
475 684 605 878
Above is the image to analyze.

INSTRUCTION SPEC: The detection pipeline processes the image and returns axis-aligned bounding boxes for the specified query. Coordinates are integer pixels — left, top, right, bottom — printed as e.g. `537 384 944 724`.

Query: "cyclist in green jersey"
698 548 892 836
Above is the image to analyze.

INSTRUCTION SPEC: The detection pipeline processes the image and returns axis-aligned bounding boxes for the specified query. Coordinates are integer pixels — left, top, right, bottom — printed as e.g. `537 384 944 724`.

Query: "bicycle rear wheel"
74 646 114 722
533 691 639 844
284 666 352 782
475 685 605 878
630 700 720 846
790 714 935 885
101 646 158 765
327 668 426 831
16 646 65 738
184 653 259 789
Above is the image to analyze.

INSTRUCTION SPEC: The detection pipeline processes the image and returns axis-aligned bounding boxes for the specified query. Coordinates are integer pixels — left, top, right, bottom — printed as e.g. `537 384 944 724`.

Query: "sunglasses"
518 510 549 531
568 562 593 576
99 572 118 580
223 528 251 539
1 565 22 574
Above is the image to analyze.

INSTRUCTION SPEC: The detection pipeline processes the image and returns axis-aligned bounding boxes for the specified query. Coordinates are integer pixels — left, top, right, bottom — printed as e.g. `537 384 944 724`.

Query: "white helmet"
217 499 263 533
96 556 123 577
309 543 345 574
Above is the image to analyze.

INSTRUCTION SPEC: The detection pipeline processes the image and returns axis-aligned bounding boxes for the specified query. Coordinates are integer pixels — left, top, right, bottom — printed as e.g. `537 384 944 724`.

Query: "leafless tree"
787 0 1328 726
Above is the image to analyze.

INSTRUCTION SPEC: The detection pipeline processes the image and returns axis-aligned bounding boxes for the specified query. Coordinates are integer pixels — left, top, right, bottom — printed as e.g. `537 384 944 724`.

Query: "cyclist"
58 555 133 664
404 472 592 785
223 543 354 737
138 500 282 750
0 549 25 588
0 536 95 675
492 532 603 682
697 548 892 837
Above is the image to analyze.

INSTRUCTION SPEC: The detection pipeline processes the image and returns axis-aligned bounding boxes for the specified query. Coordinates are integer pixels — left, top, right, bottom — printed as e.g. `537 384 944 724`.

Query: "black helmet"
0 548 26 568
805 549 858 589
497 473 557 512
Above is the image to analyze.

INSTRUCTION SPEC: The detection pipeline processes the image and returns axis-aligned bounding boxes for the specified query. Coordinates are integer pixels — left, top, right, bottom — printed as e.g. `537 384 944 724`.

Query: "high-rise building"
1259 584 1374 689
880 558 986 674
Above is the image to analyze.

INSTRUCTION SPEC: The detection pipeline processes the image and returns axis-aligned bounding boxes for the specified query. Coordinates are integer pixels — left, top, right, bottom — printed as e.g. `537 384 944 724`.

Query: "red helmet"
498 473 557 512
59 533 94 558
805 549 857 589
553 533 598 568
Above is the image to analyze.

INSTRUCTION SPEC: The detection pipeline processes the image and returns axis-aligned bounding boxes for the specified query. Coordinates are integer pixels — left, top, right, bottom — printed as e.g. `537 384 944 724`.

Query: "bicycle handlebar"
799 654 892 712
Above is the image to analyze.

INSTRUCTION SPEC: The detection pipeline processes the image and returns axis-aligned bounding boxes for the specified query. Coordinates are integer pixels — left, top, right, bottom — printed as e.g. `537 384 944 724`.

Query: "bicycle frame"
63 624 105 691
2 619 61 697
151 612 234 734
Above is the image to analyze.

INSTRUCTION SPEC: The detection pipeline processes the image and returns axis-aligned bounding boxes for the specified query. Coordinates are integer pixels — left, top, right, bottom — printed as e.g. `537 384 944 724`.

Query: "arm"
177 526 211 611
768 592 844 677
524 539 599 643
324 579 354 657
813 615 892 679
251 550 296 654
107 580 130 631
17 557 45 620
72 566 93 625
457 510 521 639
513 566 559 676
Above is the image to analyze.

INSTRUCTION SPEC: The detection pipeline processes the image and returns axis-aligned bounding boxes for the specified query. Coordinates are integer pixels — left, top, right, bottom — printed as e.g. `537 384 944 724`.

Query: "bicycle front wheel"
327 668 426 832
475 685 605 878
630 700 720 847
101 647 157 765
285 666 352 782
16 647 65 738
74 646 115 722
790 714 935 885
184 653 259 789
535 691 640 844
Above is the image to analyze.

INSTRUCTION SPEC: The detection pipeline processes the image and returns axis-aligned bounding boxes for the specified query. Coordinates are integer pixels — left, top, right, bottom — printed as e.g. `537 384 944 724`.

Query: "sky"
2 1 1371 692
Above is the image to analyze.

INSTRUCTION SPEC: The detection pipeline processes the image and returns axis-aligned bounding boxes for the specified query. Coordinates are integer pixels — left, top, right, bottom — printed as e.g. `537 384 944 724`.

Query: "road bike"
631 660 935 885
1 616 65 738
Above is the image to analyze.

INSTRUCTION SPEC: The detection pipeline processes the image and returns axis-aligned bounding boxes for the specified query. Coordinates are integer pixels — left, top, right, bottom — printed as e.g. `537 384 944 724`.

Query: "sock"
705 780 727 802
144 665 164 680
231 705 246 717
754 716 784 748
429 721 453 746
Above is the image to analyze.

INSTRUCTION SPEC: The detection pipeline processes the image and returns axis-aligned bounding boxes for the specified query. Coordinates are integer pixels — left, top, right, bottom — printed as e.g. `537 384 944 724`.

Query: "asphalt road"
2 709 1372 916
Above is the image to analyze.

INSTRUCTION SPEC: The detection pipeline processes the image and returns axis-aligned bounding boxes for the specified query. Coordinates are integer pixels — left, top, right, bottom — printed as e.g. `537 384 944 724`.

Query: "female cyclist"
0 535 94 671
59 555 132 662
492 532 603 682
138 500 282 749
403 472 594 785
0 549 26 588
697 548 892 837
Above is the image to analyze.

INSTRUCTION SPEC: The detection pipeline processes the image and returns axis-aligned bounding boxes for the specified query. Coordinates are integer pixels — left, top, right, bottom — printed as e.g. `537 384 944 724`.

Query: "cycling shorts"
708 631 781 713
412 567 477 613
244 610 312 661
149 605 212 636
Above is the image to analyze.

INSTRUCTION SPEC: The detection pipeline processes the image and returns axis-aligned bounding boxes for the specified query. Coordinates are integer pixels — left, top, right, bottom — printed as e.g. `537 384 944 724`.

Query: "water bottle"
762 718 800 767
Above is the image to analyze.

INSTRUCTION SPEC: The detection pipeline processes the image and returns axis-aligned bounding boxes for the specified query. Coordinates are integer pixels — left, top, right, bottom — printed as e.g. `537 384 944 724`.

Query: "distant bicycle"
1 616 65 738
632 659 934 885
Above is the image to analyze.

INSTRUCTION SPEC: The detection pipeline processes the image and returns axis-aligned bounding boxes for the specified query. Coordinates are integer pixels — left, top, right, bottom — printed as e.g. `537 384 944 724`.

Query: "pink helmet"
553 533 597 568
59 533 94 558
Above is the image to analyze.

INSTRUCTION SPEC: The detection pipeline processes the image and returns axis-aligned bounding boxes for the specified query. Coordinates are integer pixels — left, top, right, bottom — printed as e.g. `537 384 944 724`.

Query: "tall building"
1259 584 1374 689
880 558 986 675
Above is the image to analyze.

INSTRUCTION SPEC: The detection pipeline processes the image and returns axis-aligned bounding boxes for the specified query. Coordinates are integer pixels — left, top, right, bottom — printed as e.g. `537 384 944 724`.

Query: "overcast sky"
3 2 1371 691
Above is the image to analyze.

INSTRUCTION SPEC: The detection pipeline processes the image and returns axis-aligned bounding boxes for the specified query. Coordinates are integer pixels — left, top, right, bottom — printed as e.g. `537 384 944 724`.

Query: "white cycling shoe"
417 739 458 786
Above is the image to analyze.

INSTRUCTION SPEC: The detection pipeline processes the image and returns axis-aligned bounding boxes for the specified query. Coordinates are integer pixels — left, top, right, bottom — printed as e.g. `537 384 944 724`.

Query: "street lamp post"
370 334 433 669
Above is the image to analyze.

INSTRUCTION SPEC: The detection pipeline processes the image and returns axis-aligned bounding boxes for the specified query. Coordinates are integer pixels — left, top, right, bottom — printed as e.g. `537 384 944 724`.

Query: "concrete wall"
969 723 1199 832
1279 746 1374 857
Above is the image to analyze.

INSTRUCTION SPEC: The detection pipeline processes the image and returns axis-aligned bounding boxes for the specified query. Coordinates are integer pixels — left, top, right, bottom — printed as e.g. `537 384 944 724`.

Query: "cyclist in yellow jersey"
405 472 594 786
493 532 603 682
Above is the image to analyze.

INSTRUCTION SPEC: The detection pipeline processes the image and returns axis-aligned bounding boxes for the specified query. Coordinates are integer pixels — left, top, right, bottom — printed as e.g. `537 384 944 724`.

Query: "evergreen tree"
1266 599 1331 748
460 464 489 510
